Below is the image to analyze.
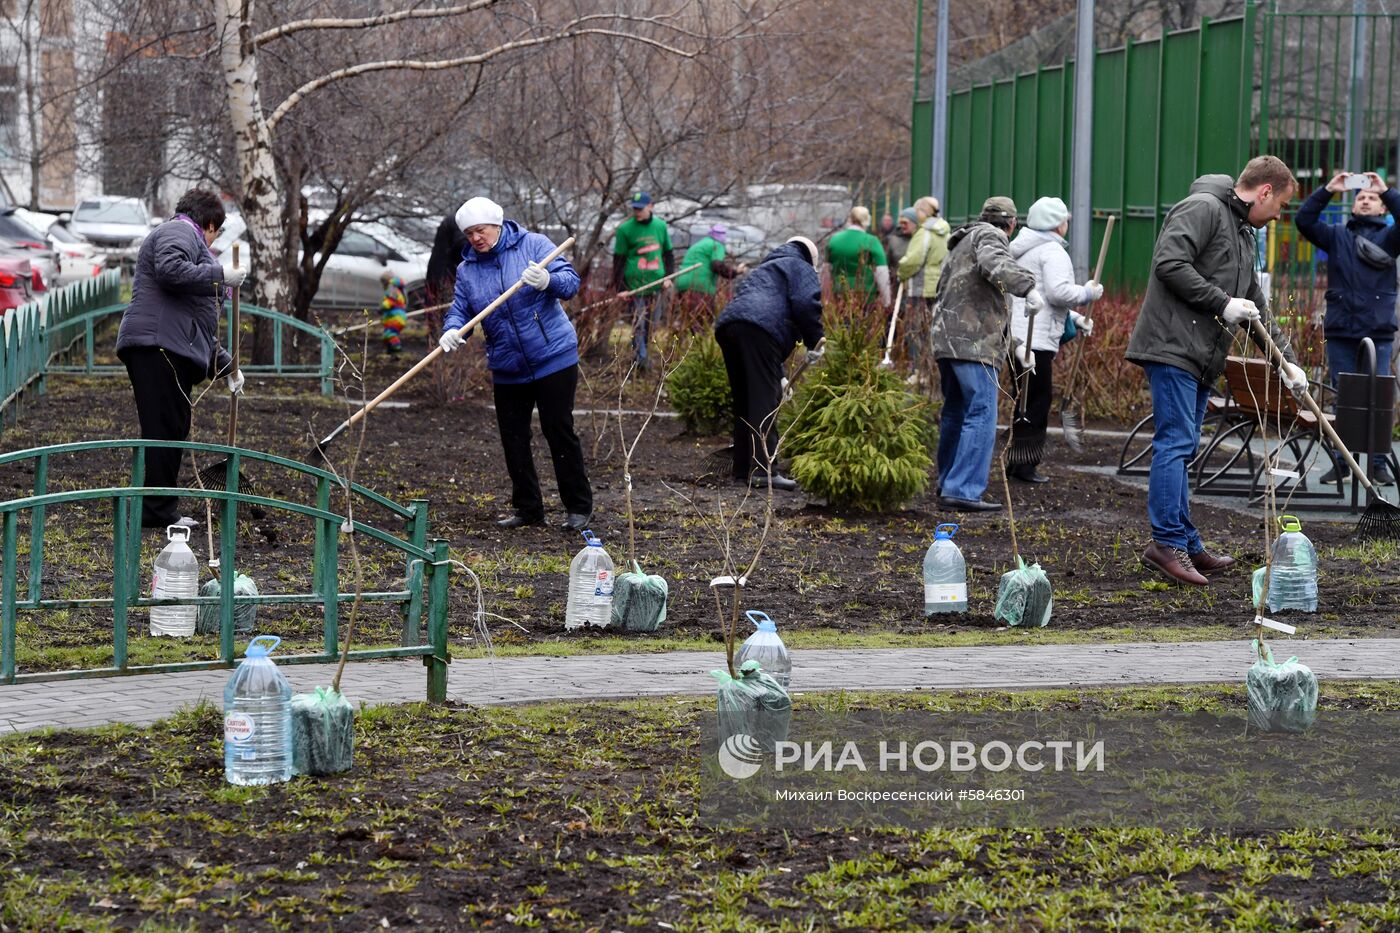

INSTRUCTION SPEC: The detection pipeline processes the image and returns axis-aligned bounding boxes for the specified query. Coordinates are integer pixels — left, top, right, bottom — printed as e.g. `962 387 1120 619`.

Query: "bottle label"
224 712 255 744
925 583 967 603
594 569 613 598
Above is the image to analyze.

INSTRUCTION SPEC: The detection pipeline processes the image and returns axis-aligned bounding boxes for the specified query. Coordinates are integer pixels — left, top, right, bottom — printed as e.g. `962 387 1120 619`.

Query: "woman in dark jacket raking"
115 189 246 530
437 197 592 531
713 236 825 490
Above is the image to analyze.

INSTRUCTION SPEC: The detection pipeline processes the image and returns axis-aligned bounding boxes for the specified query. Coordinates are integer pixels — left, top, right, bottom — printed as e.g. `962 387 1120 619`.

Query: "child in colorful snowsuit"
379 272 407 353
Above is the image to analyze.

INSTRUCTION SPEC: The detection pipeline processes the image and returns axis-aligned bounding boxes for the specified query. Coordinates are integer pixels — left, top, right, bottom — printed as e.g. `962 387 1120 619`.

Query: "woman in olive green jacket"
896 196 952 371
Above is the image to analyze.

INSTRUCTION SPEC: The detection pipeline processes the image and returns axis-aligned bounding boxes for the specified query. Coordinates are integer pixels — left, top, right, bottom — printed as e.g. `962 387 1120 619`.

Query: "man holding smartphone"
1295 170 1400 484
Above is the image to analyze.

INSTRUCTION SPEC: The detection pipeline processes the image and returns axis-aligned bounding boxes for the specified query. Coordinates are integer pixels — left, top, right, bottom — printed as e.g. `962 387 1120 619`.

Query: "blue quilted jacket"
443 220 581 384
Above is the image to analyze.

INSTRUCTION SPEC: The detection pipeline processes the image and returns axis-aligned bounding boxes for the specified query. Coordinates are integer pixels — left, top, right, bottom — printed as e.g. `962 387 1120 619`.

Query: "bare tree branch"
255 0 502 47
267 14 699 130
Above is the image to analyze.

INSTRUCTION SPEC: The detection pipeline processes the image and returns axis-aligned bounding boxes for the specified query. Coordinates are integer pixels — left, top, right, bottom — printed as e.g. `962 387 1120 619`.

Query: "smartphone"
1343 173 1370 190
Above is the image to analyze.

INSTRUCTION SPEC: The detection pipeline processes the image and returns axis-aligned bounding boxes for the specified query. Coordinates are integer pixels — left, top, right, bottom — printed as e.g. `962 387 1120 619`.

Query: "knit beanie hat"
709 224 727 242
787 235 819 267
1027 197 1071 231
455 196 504 231
899 207 918 223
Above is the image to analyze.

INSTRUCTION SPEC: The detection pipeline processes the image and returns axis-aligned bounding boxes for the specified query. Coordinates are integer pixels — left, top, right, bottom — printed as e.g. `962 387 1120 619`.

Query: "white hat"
787 235 819 267
1026 197 1070 231
455 196 504 231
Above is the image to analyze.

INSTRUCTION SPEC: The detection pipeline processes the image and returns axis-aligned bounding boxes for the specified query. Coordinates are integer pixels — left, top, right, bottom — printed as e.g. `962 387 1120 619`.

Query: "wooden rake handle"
1063 215 1116 400
324 237 575 441
227 244 241 447
1248 317 1377 496
882 281 905 360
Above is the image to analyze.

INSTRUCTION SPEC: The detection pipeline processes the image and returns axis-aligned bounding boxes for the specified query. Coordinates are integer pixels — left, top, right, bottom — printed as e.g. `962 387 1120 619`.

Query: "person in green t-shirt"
825 205 891 309
674 224 747 326
612 191 675 368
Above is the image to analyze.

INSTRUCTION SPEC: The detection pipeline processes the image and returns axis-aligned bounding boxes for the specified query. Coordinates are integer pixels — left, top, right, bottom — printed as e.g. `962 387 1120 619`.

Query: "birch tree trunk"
215 0 290 364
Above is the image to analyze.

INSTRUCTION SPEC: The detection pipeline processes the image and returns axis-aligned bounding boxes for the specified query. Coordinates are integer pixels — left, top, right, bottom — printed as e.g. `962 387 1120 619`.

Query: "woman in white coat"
1005 197 1103 483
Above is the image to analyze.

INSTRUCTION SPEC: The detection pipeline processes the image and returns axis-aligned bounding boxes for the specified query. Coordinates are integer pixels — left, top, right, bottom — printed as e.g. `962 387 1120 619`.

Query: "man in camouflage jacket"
930 196 1040 511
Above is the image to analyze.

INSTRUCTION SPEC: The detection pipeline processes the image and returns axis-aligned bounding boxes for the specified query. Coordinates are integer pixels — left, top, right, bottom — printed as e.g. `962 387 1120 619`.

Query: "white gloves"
226 369 245 394
1280 362 1308 395
1222 297 1260 326
1070 311 1093 337
806 350 823 366
224 266 247 288
1014 344 1036 373
438 328 465 354
1084 280 1104 302
521 262 550 290
1023 288 1045 312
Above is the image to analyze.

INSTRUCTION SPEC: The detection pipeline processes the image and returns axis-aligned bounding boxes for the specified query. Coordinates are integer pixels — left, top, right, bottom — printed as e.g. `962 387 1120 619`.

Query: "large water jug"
150 524 199 637
1266 515 1317 612
564 530 614 629
223 635 294 785
736 610 791 689
923 522 967 615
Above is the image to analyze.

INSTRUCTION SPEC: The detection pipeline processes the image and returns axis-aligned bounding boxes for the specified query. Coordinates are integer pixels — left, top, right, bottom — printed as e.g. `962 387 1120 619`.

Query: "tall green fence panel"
916 12 1253 290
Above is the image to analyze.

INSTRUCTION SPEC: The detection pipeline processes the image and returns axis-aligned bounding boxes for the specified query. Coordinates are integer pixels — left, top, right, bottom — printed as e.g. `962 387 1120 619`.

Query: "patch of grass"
3 685 1400 930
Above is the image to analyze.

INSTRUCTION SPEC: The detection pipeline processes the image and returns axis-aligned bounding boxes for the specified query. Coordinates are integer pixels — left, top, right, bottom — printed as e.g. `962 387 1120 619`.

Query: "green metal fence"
912 10 1256 289
0 439 450 700
46 300 336 397
911 4 1399 301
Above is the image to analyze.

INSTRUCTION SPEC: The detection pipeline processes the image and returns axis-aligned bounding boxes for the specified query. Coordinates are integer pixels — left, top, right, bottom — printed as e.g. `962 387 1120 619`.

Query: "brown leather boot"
1142 541 1209 586
1189 549 1236 574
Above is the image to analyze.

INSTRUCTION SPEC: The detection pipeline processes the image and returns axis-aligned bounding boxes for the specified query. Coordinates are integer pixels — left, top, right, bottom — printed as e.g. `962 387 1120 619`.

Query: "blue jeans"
936 359 999 501
1327 337 1393 390
1144 362 1211 553
630 291 670 366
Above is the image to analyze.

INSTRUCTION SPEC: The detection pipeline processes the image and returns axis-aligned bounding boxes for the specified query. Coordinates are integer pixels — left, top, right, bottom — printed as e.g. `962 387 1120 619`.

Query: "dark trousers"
492 364 592 518
1008 348 1057 469
717 321 784 480
121 346 205 527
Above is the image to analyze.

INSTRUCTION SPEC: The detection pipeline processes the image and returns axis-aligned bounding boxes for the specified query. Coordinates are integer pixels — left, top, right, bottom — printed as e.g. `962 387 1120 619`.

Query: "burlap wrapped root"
196 573 259 636
291 686 355 775
712 660 791 750
995 556 1053 627
1246 639 1318 734
610 560 668 632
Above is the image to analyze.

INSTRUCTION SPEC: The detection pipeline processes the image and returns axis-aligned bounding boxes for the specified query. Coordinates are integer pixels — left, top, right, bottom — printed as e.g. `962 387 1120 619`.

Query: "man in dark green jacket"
1126 156 1305 586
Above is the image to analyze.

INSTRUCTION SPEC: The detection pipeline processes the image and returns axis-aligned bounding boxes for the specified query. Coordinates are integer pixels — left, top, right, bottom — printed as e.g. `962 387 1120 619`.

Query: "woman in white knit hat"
1004 196 1104 483
438 196 593 531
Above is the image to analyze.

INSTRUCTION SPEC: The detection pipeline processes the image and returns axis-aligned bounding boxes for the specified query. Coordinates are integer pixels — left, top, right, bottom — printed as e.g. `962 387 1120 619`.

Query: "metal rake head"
1357 498 1400 542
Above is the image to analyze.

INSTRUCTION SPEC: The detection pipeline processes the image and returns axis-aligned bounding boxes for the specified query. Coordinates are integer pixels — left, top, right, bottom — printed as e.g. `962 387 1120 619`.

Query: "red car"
0 256 35 312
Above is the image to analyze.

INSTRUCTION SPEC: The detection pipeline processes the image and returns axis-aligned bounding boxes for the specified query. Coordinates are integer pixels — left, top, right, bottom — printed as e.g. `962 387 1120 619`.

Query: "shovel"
1004 302 1040 468
1249 317 1400 540
1058 214 1114 453
309 237 575 461
878 281 905 369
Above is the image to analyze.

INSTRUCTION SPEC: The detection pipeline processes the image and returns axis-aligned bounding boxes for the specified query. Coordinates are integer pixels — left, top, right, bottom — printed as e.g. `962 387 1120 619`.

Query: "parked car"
208 213 428 310
0 210 60 293
68 195 154 266
670 217 769 265
12 208 102 285
0 256 36 311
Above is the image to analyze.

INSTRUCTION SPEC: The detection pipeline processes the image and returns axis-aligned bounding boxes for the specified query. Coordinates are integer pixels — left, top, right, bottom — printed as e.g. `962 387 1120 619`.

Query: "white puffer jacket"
1007 228 1092 353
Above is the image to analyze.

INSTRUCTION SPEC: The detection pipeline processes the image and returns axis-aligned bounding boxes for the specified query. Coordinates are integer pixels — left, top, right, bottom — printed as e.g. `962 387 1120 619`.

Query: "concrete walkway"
2 638 1397 734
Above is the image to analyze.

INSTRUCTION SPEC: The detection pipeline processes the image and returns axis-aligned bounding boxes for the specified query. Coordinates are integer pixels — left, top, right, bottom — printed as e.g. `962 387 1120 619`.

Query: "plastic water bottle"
923 522 967 615
1266 515 1317 612
150 524 199 637
736 610 791 689
564 530 614 629
223 635 293 785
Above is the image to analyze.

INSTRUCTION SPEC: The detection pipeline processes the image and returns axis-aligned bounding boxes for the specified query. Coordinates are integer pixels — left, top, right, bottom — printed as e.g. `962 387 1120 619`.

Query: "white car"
68 196 155 266
212 213 428 310
13 208 104 286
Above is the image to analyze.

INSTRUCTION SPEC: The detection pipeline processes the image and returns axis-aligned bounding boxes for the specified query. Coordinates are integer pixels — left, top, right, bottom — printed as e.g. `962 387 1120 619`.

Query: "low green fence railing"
0 439 451 701
46 300 336 396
